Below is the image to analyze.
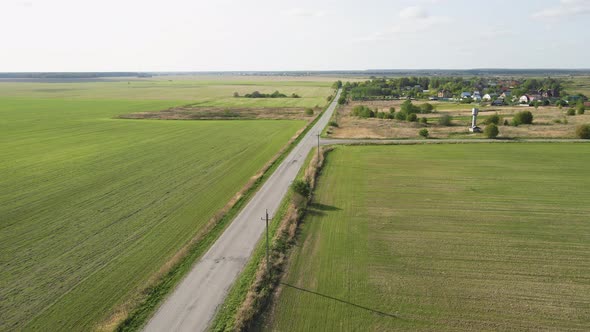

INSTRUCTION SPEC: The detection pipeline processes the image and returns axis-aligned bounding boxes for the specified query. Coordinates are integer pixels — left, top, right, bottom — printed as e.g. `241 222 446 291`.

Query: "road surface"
143 89 341 332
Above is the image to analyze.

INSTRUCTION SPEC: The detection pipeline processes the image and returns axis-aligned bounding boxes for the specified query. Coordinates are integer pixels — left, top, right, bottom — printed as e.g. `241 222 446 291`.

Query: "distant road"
143 89 341 332
321 138 590 145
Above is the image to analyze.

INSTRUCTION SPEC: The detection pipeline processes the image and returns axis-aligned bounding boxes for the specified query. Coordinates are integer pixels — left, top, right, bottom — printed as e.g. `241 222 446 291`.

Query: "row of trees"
338 77 567 101
234 91 300 98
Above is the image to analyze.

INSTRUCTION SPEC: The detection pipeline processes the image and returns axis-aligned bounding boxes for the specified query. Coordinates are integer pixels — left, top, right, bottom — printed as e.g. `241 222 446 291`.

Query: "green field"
0 76 333 108
0 77 328 330
564 76 590 96
267 144 590 331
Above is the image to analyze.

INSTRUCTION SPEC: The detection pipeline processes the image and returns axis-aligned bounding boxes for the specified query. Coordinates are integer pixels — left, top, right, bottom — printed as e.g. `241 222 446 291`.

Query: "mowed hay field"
267 144 590 331
0 77 329 330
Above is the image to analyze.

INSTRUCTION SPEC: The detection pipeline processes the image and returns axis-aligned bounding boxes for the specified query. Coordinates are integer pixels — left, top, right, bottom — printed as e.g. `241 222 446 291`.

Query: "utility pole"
261 209 270 276
316 131 320 164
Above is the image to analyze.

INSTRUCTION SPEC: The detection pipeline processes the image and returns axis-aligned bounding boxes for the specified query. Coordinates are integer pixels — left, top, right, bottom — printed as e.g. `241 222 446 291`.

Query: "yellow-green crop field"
0 76 333 330
268 144 590 331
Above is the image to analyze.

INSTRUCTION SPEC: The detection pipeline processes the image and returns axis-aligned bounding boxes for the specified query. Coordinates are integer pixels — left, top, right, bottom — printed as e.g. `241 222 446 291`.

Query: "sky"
1 0 589 71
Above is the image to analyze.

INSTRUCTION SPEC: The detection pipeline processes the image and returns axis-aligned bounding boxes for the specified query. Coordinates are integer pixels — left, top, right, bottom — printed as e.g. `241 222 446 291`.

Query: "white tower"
469 108 482 132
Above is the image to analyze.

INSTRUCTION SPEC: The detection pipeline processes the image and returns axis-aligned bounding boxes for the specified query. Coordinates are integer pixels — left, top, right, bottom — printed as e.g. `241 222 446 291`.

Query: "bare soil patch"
119 106 318 121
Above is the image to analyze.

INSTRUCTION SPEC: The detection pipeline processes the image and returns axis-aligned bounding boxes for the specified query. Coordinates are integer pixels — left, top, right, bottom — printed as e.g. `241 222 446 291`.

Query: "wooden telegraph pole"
316 131 320 164
261 209 270 276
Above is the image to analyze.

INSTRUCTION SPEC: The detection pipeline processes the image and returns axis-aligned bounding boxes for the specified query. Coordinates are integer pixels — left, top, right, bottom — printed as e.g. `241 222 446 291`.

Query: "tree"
332 80 343 89
419 103 434 113
338 96 347 105
406 113 418 122
484 113 501 125
484 124 499 138
438 114 452 126
351 105 375 118
575 124 590 139
395 111 406 120
233 92 240 98
420 117 428 124
512 111 533 126
305 108 314 116
292 180 310 198
419 128 429 138
577 101 586 115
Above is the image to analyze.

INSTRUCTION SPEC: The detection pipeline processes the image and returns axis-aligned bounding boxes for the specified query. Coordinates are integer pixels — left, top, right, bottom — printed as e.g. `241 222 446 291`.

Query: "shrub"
291 93 301 98
577 101 586 115
292 180 310 198
438 114 452 126
328 121 338 127
233 92 240 98
386 113 395 119
566 108 576 116
395 111 406 120
419 103 434 114
484 124 499 138
401 100 424 114
420 117 428 124
389 107 396 114
575 124 590 139
304 108 314 116
406 113 418 122
351 105 375 118
512 111 533 126
556 99 568 107
419 128 429 138
503 119 509 126
337 96 347 105
484 113 501 125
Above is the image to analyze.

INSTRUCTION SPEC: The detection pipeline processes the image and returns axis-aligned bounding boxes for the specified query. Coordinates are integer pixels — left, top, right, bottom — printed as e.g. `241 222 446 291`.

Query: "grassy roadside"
113 91 335 332
209 145 331 332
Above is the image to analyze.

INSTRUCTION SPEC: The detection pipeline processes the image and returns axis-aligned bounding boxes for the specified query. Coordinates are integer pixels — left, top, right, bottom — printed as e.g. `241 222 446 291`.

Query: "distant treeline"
0 72 151 79
235 91 300 98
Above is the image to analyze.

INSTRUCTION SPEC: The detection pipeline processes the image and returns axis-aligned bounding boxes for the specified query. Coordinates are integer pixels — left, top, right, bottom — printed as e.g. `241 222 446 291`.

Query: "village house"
519 94 543 104
437 89 452 98
460 92 471 99
483 93 498 101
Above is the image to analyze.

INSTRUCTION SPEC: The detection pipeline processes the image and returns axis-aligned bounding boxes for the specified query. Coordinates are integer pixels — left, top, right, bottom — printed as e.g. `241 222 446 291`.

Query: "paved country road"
143 89 341 332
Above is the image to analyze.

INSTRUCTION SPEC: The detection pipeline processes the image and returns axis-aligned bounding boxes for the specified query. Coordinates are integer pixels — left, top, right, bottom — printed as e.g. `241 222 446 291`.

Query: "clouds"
281 8 325 17
359 5 449 41
532 0 590 19
399 6 429 19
